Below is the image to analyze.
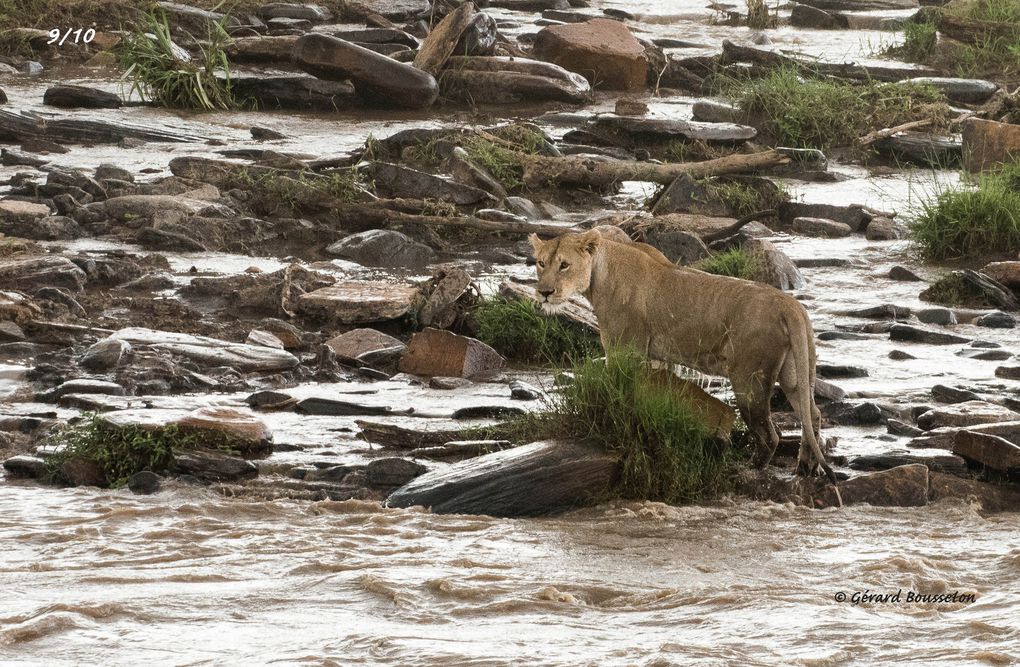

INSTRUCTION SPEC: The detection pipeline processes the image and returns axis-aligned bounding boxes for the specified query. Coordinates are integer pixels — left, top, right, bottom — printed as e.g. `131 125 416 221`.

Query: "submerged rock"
387 440 620 517
293 33 439 109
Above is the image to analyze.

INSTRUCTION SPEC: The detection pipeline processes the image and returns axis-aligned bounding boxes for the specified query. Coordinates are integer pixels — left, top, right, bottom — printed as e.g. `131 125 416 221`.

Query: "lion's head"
528 230 601 313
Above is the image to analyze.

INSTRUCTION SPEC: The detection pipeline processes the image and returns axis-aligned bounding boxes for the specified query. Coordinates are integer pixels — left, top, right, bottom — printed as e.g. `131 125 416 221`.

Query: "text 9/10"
47 28 96 46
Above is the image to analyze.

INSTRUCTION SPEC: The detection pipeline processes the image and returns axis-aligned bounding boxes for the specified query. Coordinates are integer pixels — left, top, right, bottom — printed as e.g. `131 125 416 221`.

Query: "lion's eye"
559 261 570 271
537 261 545 269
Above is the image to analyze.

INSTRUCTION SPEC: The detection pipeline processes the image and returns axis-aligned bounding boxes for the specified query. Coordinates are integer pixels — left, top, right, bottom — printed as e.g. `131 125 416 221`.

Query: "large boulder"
817 464 929 508
105 327 300 372
439 56 591 104
917 401 1020 430
100 406 273 459
326 229 436 268
387 440 620 516
532 18 647 92
962 118 1020 173
292 33 438 109
953 430 1020 474
0 256 86 292
398 328 505 379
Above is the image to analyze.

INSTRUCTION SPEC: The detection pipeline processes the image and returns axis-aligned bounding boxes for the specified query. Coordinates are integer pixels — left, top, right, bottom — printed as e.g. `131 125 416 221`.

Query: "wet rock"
417 267 475 330
366 457 428 488
52 379 125 400
232 76 359 111
889 324 970 345
532 18 647 91
0 201 50 233
962 118 1020 173
790 4 845 28
996 366 1020 380
823 401 884 426
976 311 1016 328
849 451 968 476
293 33 439 109
840 304 911 320
438 56 591 104
980 262 1020 291
881 132 961 168
744 238 803 290
0 256 86 292
104 327 299 372
1 148 47 167
0 291 41 324
325 328 405 363
296 397 409 417
156 1 241 33
173 450 258 482
43 85 122 109
59 457 108 487
588 114 756 146
642 228 709 264
127 470 161 494
448 148 507 200
916 307 957 325
953 430 1020 474
298 281 420 323
366 162 494 205
922 270 1019 311
326 229 436 268
399 328 505 379
410 441 512 461
902 77 998 104
956 348 1012 361
792 217 853 238
864 217 903 241
506 196 544 220
333 28 418 47
350 0 429 20
778 201 868 232
816 364 868 379
909 420 1020 450
510 380 542 401
889 265 923 281
387 440 619 517
928 472 1020 512
887 418 923 436
0 321 26 342
413 2 477 75
650 173 722 217
245 330 285 349
2 455 49 479
817 464 929 508
691 100 742 124
932 384 981 404
95 164 134 182
917 401 1020 431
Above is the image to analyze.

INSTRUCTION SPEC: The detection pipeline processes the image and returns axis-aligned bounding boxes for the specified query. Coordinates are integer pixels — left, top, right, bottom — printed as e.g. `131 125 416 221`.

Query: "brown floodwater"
1 481 1018 665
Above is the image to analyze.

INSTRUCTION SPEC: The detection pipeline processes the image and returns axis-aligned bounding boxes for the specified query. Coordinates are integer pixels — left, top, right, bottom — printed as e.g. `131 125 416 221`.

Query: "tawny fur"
529 229 833 479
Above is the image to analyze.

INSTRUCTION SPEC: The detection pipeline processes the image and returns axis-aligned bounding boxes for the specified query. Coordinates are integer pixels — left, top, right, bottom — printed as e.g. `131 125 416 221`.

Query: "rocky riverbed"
2 0 1020 662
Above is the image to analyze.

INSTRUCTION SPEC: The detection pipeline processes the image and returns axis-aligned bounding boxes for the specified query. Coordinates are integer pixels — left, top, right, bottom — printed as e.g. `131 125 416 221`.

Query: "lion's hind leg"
732 376 779 469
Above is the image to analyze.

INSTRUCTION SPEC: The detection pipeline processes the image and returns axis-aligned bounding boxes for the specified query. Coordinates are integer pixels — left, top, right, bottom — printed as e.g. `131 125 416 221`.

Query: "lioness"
529 229 834 481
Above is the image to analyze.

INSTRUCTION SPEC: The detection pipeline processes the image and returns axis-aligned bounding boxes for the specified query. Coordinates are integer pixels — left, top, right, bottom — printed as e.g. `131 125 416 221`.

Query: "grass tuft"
694 246 762 280
472 297 599 364
502 348 740 504
119 9 236 111
725 68 949 150
911 162 1020 261
462 124 548 191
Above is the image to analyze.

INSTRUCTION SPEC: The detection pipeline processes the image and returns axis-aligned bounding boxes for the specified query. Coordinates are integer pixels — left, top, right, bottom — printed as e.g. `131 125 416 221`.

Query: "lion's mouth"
539 300 567 315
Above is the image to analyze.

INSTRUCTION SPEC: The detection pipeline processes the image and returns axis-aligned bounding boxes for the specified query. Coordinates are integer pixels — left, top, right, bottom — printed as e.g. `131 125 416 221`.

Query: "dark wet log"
232 76 360 111
356 420 475 449
720 39 938 82
439 69 591 105
413 2 475 75
386 440 620 517
43 85 122 109
518 149 791 188
0 109 203 144
332 206 579 236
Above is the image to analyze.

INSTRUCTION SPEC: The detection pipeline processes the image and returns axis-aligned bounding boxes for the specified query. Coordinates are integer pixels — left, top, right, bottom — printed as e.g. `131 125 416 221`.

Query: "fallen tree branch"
331 205 578 236
700 209 777 244
519 149 791 189
859 119 934 147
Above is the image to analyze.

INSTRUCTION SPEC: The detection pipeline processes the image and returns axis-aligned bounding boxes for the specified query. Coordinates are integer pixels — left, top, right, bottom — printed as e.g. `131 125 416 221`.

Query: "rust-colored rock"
532 18 647 92
981 261 1020 291
953 430 1020 473
962 118 1020 173
817 464 929 508
398 327 505 379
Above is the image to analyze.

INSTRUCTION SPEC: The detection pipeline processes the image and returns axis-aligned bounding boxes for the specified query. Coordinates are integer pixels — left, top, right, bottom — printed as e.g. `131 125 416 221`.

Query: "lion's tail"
789 310 836 484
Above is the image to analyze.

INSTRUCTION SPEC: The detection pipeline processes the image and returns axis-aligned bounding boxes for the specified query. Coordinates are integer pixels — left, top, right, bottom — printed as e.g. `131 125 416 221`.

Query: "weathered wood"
859 118 933 146
413 2 475 75
720 39 938 82
518 149 791 188
0 109 203 144
356 420 475 449
936 12 1020 47
386 439 620 517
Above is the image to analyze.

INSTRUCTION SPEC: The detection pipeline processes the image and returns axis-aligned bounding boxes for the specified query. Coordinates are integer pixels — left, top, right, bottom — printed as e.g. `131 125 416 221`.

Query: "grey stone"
326 229 436 268
128 471 161 494
976 311 1016 329
916 307 957 325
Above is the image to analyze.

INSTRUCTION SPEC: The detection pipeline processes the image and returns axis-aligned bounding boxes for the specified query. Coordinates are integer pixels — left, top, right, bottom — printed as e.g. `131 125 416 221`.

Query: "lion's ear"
578 230 601 255
528 233 543 254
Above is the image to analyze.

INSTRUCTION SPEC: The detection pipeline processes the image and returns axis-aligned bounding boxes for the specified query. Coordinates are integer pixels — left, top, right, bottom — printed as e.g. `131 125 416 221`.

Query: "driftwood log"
518 149 791 188
720 39 938 82
0 109 204 144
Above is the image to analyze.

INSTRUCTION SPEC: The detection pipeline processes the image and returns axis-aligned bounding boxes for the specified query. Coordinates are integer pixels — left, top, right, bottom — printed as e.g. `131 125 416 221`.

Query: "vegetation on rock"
694 246 762 280
472 296 599 364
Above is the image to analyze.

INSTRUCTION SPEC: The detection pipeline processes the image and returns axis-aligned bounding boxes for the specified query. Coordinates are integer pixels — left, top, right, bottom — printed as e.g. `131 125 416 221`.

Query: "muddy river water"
2 0 1020 663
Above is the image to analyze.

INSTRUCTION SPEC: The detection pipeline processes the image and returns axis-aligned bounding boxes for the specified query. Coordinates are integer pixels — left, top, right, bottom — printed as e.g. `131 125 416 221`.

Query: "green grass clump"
745 0 774 30
900 19 939 61
462 124 548 191
911 162 1020 261
701 178 787 218
694 247 762 280
241 168 368 214
472 297 599 364
919 272 971 306
120 9 236 111
505 348 738 504
727 68 949 150
47 414 238 487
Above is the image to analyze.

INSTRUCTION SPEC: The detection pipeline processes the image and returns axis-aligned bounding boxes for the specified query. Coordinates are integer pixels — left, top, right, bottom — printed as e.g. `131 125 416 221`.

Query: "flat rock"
298 281 419 323
43 85 122 109
366 162 494 205
325 328 405 362
258 2 332 21
588 114 757 145
172 450 258 482
910 420 1020 450
849 450 968 476
792 216 853 238
293 33 438 109
100 406 273 459
918 401 1020 430
438 62 591 104
889 324 970 345
962 118 1020 173
953 430 1020 473
326 229 436 268
976 311 1016 329
816 464 929 508
778 201 868 231
105 327 299 372
386 440 620 517
3 455 49 479
366 457 428 488
0 256 86 292
532 18 647 91
0 200 50 227
399 328 505 379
